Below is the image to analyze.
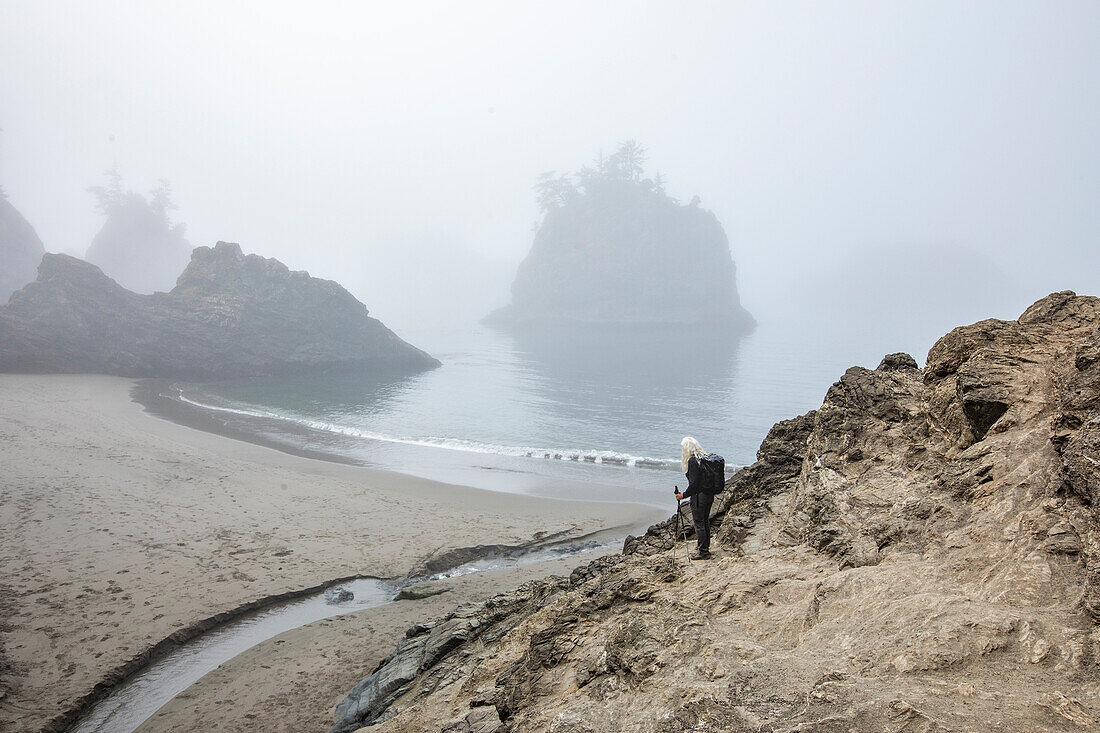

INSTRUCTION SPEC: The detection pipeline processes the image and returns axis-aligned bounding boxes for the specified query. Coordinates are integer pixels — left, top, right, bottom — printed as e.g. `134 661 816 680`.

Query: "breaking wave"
173 388 681 470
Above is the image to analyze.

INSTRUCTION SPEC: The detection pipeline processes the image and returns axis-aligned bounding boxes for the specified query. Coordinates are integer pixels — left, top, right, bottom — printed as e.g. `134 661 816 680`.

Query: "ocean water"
177 319 940 509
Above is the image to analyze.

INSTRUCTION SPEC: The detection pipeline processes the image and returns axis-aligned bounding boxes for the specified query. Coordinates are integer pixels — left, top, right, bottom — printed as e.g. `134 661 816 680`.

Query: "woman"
675 436 713 560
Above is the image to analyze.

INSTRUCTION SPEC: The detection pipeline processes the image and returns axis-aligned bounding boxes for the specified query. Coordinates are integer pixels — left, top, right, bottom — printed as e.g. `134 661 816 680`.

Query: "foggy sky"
1 1 1097 331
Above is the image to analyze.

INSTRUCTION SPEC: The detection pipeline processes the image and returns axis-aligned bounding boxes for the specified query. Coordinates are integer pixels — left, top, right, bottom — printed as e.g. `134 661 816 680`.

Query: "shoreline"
137 377 687 510
131 379 370 470
0 374 665 733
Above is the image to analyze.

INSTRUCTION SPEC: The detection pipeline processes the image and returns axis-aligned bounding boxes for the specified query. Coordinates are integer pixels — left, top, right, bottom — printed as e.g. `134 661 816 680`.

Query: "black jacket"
682 455 707 499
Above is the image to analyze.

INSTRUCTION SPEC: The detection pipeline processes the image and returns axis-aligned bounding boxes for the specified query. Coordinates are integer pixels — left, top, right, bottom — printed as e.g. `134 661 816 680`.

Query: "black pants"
690 492 713 553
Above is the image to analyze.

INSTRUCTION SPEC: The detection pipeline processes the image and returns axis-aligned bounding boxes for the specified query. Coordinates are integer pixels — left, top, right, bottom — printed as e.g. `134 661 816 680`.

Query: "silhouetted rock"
877 352 919 371
486 143 754 329
0 196 45 304
0 241 439 378
333 291 1100 733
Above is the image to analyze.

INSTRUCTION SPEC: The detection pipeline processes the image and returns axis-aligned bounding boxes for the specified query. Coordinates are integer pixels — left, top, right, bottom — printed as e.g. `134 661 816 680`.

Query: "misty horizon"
2 1 1097 342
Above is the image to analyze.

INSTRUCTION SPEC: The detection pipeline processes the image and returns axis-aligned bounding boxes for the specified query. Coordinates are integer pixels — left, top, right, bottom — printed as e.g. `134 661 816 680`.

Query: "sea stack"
0 195 46 304
486 142 755 330
0 241 439 378
83 177 192 294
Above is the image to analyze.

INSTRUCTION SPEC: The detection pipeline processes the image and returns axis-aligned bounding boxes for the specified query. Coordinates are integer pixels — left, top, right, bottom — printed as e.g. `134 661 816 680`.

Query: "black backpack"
699 453 725 494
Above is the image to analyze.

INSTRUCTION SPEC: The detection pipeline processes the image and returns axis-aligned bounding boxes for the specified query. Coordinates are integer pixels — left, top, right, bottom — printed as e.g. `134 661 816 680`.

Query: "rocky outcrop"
333 291 1100 732
0 241 439 378
0 196 45 304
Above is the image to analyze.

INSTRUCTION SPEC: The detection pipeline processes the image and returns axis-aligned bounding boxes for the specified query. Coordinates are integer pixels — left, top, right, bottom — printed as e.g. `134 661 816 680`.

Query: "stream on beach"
71 579 395 733
72 541 616 733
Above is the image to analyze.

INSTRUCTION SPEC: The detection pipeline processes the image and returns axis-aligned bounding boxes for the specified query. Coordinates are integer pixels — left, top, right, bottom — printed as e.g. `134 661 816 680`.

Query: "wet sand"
0 375 663 733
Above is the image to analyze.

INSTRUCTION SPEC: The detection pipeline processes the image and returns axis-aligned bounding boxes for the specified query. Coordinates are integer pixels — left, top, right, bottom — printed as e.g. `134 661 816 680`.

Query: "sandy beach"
0 375 664 733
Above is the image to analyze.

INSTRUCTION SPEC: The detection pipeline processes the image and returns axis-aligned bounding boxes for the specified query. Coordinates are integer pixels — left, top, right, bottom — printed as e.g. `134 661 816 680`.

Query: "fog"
2 1 1097 335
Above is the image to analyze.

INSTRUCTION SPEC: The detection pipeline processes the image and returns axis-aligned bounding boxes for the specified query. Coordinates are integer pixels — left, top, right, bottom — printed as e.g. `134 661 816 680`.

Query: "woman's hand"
675 492 684 501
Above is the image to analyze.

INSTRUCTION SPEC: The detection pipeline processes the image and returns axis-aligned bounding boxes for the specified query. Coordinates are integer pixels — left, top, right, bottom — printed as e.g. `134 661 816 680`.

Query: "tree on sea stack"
85 168 192 294
488 141 755 329
534 171 577 212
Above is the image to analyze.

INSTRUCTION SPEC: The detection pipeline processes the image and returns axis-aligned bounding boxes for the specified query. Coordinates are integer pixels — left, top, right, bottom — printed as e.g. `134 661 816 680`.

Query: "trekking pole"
673 485 690 564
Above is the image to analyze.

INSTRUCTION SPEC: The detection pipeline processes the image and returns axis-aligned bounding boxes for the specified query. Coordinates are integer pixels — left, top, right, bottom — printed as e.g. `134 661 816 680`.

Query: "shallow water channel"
70 541 614 733
72 578 395 733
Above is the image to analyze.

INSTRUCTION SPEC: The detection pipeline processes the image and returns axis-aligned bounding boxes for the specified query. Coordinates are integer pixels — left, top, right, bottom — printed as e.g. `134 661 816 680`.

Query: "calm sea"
175 317 948 510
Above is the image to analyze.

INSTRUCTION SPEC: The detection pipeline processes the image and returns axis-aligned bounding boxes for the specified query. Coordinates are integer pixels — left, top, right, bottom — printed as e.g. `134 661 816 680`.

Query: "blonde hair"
681 436 706 473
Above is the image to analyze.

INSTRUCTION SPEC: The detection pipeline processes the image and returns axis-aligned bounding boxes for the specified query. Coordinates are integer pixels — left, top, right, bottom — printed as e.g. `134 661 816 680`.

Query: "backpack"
699 453 726 494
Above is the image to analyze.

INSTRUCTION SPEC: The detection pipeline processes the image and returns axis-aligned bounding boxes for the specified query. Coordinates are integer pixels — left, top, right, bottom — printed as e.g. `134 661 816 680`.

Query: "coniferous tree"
534 171 578 213
84 170 191 293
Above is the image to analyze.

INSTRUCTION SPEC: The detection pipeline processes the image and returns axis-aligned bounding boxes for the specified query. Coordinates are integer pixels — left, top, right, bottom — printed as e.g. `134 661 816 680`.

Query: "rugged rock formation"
0 241 439 378
333 291 1100 732
486 144 754 329
0 195 45 304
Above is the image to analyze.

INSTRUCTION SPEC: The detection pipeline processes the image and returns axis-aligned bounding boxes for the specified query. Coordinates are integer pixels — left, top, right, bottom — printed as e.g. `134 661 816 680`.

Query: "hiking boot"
690 550 711 560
